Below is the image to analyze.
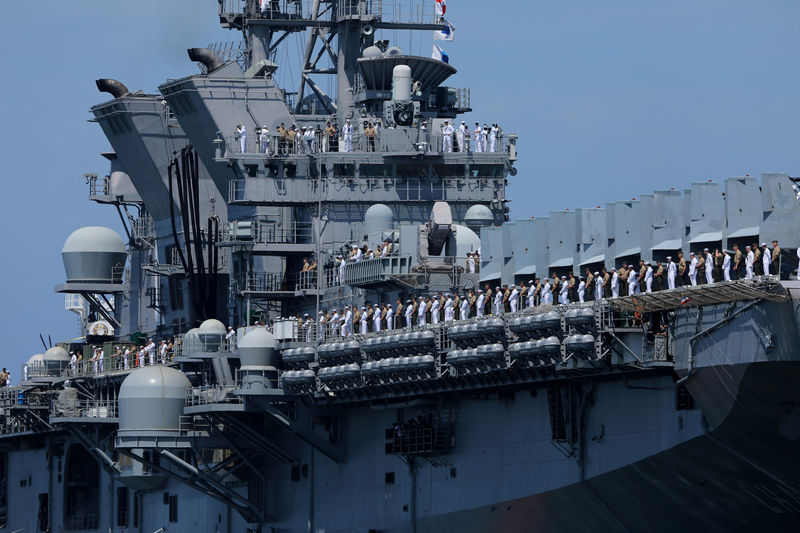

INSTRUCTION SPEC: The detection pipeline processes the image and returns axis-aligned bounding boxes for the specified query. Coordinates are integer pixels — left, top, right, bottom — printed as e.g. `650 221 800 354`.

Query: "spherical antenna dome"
362 46 382 58
239 328 278 369
62 226 126 254
61 226 128 283
464 205 493 231
183 328 201 353
43 346 70 362
198 319 227 335
365 203 394 238
453 224 480 257
118 366 191 431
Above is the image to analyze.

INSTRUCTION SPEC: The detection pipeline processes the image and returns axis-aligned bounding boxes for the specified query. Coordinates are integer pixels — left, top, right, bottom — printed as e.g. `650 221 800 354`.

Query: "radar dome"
362 46 382 58
365 204 394 239
198 319 227 351
41 347 70 376
453 224 481 257
118 366 191 431
464 205 493 232
62 226 127 283
183 328 201 353
238 328 278 369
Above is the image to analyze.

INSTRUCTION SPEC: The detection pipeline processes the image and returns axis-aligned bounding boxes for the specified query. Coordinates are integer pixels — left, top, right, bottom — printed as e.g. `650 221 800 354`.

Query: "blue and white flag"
432 43 449 64
434 18 455 41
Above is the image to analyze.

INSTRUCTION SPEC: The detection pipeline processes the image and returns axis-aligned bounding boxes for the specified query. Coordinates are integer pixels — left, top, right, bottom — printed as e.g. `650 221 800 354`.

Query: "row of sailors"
422 121 503 153
294 243 793 340
233 119 505 155
67 339 177 376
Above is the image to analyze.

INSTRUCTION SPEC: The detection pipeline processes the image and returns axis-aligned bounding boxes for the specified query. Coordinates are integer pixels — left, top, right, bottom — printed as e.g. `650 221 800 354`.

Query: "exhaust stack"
187 48 224 73
95 78 130 98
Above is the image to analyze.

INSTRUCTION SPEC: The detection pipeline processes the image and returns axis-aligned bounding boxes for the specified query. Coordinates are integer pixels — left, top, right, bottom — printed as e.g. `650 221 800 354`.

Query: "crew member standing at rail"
343 118 353 152
441 121 454 152
666 256 676 289
745 246 755 278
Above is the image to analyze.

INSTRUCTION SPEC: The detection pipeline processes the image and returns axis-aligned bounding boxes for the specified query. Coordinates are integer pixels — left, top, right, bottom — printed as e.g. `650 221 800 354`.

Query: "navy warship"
3 1 800 532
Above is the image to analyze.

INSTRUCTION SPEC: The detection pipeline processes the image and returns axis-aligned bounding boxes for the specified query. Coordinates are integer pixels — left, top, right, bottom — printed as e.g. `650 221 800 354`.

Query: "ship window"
385 472 395 485
133 492 139 527
291 465 301 482
396 163 429 179
333 164 355 179
360 164 393 179
168 276 184 311
168 494 179 522
116 487 129 527
469 165 503 179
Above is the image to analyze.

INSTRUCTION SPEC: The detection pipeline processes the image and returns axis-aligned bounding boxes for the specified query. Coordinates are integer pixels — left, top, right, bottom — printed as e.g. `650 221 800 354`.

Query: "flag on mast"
432 43 449 64
434 18 455 41
435 0 446 17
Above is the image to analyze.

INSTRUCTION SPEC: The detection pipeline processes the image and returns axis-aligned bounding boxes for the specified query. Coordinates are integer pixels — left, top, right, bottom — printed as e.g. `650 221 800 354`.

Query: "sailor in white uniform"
509 285 519 312
417 297 427 326
577 276 586 302
386 304 394 330
459 296 469 320
235 124 247 153
405 300 414 328
628 270 638 295
481 125 489 153
457 121 468 152
441 121 454 152
704 249 714 284
146 339 156 366
645 262 654 293
359 307 369 334
330 309 340 338
688 252 698 286
541 280 553 305
443 295 454 321
338 256 346 285
342 306 353 337
473 122 483 152
467 253 476 273
666 256 677 289
527 281 537 308
493 287 503 315
745 246 755 279
476 290 486 317
342 118 353 152
259 125 270 154
761 243 771 275
489 124 499 152
159 341 168 364
430 296 441 324
610 268 619 298
722 250 731 281
559 277 569 304
373 305 382 332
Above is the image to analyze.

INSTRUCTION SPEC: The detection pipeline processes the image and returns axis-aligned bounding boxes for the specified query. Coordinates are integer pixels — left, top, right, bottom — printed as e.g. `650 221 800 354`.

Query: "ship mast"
219 0 446 119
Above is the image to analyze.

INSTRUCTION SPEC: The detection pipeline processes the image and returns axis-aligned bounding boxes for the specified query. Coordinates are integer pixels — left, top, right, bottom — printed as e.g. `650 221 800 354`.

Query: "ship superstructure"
2 2 800 532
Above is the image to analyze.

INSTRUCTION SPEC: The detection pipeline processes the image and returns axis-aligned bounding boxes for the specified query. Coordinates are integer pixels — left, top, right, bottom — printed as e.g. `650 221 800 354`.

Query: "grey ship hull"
7 297 800 532
418 361 800 533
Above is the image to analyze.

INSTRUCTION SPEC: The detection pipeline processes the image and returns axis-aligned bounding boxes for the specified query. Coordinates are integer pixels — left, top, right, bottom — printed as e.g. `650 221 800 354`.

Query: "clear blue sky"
0 0 798 373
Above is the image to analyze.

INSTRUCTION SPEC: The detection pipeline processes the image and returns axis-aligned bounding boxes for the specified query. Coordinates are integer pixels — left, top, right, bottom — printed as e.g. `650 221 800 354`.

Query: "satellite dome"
43 346 70 362
183 328 201 353
27 353 45 365
118 366 191 431
452 224 480 257
41 347 70 376
364 203 394 239
464 205 493 231
239 327 278 369
362 46 382 58
61 226 127 283
197 319 227 351
198 319 226 335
